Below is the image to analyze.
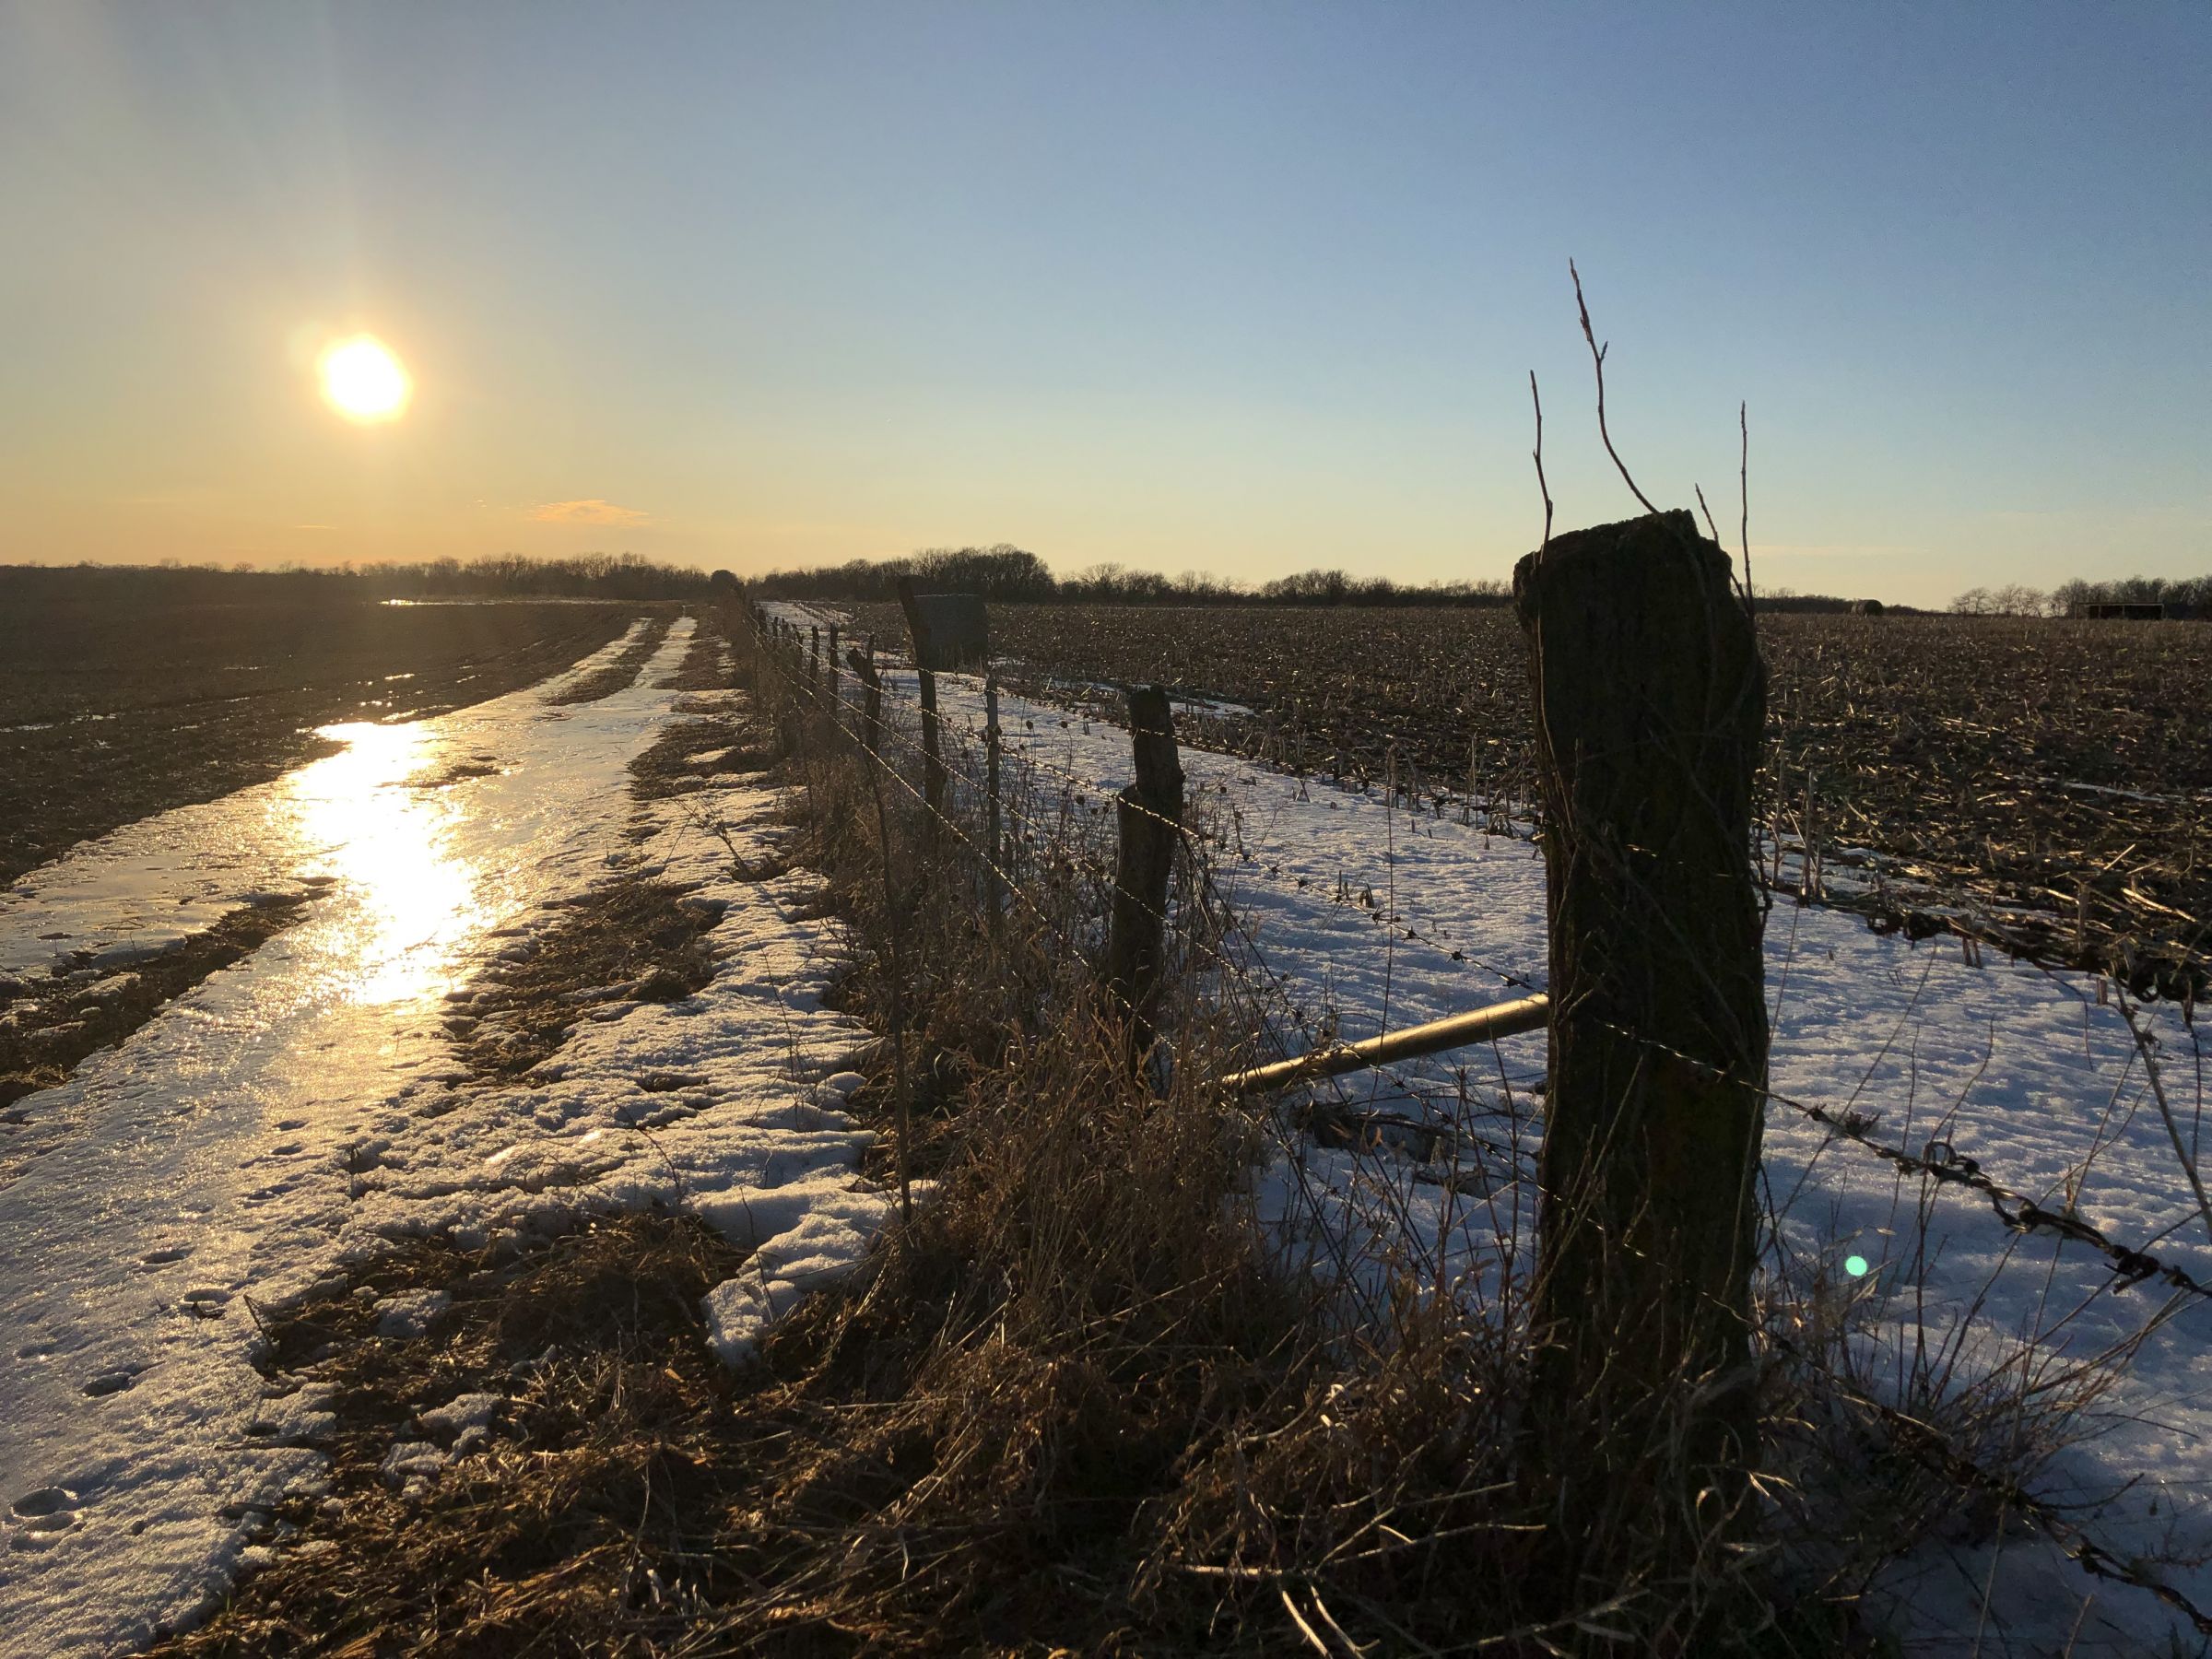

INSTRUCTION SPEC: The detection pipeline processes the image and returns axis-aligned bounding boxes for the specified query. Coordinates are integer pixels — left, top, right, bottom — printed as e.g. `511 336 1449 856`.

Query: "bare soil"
0 585 654 885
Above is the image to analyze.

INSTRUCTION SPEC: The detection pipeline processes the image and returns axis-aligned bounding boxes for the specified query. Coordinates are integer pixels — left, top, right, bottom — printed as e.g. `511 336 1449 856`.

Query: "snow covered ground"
0 618 899 1653
755 599 2212 1655
12 587 2205 1653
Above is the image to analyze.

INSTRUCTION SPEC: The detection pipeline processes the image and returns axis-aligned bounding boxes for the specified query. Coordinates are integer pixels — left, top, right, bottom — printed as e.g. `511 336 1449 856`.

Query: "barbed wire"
743 624 1328 1072
747 613 2212 1311
747 606 2212 1641
752 634 1324 1027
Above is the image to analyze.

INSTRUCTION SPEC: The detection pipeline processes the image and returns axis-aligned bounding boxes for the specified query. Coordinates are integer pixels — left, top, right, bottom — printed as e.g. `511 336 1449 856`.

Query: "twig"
864 761 915 1224
2118 989 2212 1248
1529 370 1554 551
1739 400 1756 622
1696 484 1724 547
1570 259 1659 517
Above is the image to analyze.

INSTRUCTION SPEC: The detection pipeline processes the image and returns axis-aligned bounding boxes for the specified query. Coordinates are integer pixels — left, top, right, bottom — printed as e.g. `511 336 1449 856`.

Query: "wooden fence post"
846 648 882 759
827 625 841 712
897 579 946 820
808 624 821 689
1514 510 1768 1563
984 674 1005 914
1106 686 1183 1073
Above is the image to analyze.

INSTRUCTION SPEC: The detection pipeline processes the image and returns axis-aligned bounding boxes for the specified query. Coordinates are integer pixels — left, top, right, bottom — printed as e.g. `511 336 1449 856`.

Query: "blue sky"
2 1 2205 604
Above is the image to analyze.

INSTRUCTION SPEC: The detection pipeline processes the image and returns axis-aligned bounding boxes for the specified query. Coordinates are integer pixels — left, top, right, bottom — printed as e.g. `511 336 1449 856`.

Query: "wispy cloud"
532 498 651 526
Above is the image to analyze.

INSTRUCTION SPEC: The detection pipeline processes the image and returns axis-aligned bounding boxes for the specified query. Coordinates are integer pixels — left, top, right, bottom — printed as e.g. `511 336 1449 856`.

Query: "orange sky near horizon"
3 4 2205 606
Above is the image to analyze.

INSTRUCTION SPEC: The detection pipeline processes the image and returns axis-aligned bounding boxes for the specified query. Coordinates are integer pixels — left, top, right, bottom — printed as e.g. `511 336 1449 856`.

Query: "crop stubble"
850 601 2210 997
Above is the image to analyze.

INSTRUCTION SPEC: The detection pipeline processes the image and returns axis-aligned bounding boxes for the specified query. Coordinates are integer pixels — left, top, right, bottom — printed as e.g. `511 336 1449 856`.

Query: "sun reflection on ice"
285 723 490 1006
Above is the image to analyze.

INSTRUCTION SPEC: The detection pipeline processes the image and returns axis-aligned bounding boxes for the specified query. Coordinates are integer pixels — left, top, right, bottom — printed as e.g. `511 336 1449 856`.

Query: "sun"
318 335 411 422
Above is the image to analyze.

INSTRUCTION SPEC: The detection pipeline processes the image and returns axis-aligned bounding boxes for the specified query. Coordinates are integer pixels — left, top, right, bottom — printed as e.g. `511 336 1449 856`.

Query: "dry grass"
442 880 723 1085
160 1211 751 1658
156 608 2132 1657
724 616 1909 1655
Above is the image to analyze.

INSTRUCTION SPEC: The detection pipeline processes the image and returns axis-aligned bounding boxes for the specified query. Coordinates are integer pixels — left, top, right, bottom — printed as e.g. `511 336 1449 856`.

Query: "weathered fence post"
1106 686 1184 1073
808 624 821 690
846 647 882 759
1514 510 1768 1569
897 579 946 821
826 624 841 713
984 673 1005 915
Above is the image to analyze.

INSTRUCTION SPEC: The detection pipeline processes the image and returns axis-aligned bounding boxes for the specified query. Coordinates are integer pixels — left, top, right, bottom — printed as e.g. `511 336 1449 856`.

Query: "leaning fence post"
1105 686 1183 1074
1514 509 1769 1562
984 674 1005 915
897 579 946 821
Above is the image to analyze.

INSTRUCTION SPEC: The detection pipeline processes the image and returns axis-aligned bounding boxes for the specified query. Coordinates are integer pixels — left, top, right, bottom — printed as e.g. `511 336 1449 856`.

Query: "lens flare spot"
1844 1254 1870 1278
318 335 410 422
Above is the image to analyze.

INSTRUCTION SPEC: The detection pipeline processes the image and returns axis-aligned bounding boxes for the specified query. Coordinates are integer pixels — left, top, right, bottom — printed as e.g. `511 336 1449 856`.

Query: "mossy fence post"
1513 510 1769 1575
1106 685 1183 1075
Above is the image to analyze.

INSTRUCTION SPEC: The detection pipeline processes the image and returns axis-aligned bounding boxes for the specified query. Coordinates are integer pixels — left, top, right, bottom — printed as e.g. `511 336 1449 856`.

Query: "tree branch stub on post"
1106 685 1183 1077
1513 509 1769 1566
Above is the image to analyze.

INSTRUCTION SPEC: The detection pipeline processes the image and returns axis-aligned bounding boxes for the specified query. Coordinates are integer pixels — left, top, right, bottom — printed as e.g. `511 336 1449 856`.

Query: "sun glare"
318 335 411 422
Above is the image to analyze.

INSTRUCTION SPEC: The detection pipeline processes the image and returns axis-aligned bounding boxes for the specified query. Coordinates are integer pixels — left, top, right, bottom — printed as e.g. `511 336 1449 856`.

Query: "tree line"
743 543 1516 606
745 543 1894 612
1951 575 2212 617
1 552 716 603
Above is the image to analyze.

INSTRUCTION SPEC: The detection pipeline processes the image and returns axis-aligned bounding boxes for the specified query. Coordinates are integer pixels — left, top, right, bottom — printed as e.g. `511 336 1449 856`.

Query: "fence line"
747 606 2212 1318
741 597 2212 1636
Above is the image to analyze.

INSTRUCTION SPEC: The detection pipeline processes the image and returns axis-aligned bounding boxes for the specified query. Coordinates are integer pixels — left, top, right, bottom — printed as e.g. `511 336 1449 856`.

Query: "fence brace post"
1105 685 1183 1075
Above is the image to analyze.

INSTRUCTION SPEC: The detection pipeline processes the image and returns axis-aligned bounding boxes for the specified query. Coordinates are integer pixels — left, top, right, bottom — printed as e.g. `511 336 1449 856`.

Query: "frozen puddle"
0 618 894 1654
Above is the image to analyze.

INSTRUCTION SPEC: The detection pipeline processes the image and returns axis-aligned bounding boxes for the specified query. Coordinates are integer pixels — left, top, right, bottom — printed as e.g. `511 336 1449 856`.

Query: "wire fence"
747 608 2212 1299
736 599 2212 1636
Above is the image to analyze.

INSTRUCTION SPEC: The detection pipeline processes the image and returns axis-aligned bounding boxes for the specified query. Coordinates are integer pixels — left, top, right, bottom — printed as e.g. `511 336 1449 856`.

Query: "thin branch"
1740 400 1757 623
1529 370 1554 551
1570 258 1660 517
2119 989 2212 1248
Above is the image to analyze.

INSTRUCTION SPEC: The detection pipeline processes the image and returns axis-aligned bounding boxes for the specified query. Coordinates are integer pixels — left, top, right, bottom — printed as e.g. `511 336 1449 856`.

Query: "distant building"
2070 601 2191 620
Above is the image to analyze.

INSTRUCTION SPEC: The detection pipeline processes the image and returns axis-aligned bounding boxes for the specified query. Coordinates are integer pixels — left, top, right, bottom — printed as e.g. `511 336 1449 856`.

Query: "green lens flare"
1844 1254 1869 1277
